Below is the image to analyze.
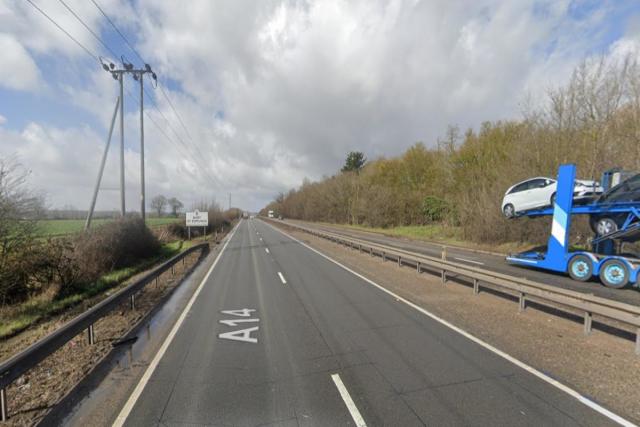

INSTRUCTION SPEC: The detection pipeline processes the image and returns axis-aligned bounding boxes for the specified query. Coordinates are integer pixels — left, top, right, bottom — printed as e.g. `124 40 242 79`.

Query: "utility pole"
86 96 120 230
119 73 125 217
100 58 157 220
138 72 146 220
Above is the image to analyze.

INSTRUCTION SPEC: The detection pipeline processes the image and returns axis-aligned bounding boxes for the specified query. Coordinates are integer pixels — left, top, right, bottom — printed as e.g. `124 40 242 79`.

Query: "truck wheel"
568 255 593 282
595 218 618 236
599 259 630 288
503 204 515 218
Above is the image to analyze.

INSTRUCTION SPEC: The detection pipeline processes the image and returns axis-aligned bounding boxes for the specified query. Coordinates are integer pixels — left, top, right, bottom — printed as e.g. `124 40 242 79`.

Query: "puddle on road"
57 252 214 426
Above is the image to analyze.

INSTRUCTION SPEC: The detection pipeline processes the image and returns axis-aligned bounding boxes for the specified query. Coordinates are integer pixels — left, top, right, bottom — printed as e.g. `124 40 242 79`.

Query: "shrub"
74 217 160 274
421 196 457 224
165 222 188 240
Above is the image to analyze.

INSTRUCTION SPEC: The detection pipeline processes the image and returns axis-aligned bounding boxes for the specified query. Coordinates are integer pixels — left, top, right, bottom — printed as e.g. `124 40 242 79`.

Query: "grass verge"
313 221 534 254
0 240 185 340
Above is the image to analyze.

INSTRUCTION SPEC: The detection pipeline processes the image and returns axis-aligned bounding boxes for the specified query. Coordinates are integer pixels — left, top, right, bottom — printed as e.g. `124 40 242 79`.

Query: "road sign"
186 210 208 227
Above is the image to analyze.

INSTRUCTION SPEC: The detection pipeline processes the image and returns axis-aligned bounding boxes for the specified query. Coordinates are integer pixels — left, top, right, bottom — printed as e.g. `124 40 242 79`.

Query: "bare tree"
0 156 44 304
150 195 167 217
167 197 184 217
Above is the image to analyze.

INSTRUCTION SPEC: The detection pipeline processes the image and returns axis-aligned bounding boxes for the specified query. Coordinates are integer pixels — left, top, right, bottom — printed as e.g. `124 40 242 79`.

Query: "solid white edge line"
261 220 636 427
331 373 367 427
454 256 484 265
112 220 242 427
277 271 287 284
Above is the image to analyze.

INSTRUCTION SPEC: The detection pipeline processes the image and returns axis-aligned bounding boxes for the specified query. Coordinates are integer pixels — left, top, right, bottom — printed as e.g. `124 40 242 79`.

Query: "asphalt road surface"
116 219 621 426
288 220 640 306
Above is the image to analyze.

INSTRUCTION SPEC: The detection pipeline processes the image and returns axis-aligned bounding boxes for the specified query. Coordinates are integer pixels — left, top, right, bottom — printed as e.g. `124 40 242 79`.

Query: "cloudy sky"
1 0 640 212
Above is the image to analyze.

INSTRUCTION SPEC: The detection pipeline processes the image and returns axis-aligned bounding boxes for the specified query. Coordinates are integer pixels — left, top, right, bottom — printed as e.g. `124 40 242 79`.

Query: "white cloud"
0 33 40 91
0 114 6 125
1 0 638 211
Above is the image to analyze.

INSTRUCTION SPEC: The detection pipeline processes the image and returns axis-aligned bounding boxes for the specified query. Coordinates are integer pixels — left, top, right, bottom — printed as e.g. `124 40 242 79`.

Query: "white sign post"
186 210 208 240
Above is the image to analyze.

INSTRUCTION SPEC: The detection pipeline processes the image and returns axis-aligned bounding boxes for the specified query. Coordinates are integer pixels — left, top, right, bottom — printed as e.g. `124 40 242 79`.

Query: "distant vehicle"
268 210 274 218
502 177 602 218
589 173 640 235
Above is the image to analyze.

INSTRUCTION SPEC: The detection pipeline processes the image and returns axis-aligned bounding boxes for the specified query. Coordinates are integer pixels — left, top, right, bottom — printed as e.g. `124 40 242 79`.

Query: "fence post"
584 312 592 335
87 324 95 345
1 387 7 422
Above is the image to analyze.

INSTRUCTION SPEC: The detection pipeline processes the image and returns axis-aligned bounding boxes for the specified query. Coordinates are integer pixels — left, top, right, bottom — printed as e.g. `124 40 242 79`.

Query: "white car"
502 177 602 218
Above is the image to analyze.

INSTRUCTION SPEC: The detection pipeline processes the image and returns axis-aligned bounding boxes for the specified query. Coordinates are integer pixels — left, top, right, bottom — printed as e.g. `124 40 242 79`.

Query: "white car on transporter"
501 177 602 218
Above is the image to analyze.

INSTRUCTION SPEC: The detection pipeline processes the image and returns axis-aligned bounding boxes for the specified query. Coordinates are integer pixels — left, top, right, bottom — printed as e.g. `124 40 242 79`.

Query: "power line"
143 88 211 165
88 0 206 162
158 84 194 141
25 0 218 205
89 0 146 64
24 0 99 61
124 83 219 185
56 0 119 60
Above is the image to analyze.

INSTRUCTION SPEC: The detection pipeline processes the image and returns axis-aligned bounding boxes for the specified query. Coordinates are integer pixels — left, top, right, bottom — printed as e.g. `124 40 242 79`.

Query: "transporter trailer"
506 164 640 289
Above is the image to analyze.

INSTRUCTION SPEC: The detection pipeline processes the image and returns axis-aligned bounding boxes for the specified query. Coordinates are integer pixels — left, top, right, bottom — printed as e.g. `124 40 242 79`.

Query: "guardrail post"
1 387 7 422
155 277 159 288
370 247 373 256
87 324 95 345
636 330 640 355
441 270 446 284
441 246 447 260
382 252 386 262
130 294 136 310
416 261 420 273
473 278 479 295
584 312 592 335
518 293 526 312
358 244 362 253
171 265 175 276
398 256 401 267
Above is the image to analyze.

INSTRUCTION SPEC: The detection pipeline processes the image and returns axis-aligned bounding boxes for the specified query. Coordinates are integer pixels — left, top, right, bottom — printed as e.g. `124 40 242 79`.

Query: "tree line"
150 195 183 217
262 53 640 246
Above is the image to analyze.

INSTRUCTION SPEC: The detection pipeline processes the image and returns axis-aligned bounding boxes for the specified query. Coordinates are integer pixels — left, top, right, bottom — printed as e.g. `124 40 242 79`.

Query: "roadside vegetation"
262 54 640 248
0 158 239 339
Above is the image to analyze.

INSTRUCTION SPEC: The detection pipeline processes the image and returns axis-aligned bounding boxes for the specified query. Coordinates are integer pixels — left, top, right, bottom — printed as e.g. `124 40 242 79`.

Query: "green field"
36 217 181 237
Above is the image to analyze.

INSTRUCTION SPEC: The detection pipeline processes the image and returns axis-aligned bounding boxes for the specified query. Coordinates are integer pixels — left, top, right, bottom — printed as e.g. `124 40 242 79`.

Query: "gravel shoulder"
278 224 640 424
